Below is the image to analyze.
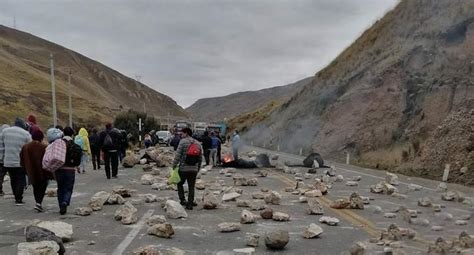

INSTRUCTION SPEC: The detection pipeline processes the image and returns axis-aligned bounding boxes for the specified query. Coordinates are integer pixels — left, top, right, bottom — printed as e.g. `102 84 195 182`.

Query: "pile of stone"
123 151 140 168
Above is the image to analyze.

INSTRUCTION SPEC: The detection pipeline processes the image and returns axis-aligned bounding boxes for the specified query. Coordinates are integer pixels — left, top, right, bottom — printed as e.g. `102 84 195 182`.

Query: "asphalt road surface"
0 146 472 255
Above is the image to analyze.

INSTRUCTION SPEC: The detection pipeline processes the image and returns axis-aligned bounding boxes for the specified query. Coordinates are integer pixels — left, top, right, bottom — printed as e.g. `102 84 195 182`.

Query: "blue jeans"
79 153 88 172
55 169 75 207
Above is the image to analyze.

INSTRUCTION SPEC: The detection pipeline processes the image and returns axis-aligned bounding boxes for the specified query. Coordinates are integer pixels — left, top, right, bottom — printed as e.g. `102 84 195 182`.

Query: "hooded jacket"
76 128 91 155
0 120 32 167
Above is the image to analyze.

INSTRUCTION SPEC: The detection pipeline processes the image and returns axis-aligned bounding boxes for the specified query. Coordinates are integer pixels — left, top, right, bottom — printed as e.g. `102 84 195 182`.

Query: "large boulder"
141 174 158 185
319 216 340 226
349 193 364 209
114 202 138 225
260 208 274 219
112 186 132 198
147 223 175 238
218 222 241 232
264 191 281 205
89 191 111 211
265 230 289 250
202 192 219 209
165 200 188 219
106 194 126 205
303 223 323 239
17 241 60 255
241 210 257 224
246 233 260 247
74 207 92 216
306 198 324 215
156 155 174 167
272 212 290 222
146 215 167 226
25 226 65 254
123 155 139 168
35 221 73 242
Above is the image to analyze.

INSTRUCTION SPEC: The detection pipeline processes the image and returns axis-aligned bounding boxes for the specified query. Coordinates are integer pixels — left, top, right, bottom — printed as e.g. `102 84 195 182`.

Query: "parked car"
156 130 173 146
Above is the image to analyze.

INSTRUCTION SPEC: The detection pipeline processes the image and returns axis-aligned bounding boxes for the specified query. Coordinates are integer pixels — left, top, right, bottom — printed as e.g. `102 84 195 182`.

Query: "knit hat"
27 113 37 125
31 129 44 142
47 128 63 143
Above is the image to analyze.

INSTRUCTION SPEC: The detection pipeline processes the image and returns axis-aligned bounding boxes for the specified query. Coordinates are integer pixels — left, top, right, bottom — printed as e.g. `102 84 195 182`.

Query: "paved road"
0 146 472 254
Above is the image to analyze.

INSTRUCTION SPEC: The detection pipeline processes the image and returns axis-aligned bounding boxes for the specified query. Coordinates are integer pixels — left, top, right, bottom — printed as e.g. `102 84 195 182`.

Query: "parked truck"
193 122 208 141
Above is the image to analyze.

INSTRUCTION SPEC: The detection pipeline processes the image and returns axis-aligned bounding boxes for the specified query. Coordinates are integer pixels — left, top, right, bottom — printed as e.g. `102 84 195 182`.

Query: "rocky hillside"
240 0 474 185
186 77 310 122
0 25 187 128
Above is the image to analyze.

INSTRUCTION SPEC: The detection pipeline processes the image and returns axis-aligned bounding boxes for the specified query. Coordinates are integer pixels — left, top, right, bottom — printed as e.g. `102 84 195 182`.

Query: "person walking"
216 130 223 165
201 131 211 166
75 128 91 173
172 128 202 210
99 123 121 179
231 130 241 161
56 127 80 215
210 132 220 167
89 128 101 170
0 124 10 196
26 113 41 135
119 130 128 163
0 118 31 205
20 129 50 212
144 133 152 148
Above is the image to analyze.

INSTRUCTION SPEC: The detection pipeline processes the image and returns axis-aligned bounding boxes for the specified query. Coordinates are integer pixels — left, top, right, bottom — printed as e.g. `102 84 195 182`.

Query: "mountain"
239 0 474 185
0 25 188 128
186 77 311 122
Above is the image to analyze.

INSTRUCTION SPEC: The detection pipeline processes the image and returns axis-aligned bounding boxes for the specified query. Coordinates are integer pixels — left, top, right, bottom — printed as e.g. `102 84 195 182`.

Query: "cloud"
0 0 398 108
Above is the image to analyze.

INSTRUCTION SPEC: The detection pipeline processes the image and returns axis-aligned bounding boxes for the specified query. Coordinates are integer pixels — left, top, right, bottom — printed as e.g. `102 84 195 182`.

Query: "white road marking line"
112 209 155 255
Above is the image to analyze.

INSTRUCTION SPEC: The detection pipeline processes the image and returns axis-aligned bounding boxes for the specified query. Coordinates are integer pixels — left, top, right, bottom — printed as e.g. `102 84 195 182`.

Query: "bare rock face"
74 207 93 216
246 232 260 247
165 200 188 219
112 186 132 198
241 210 257 224
202 192 219 209
303 223 323 239
114 202 138 225
265 230 289 250
260 208 274 219
349 192 364 209
17 241 60 255
89 191 111 211
147 223 174 239
264 191 281 205
272 212 290 222
218 222 241 232
306 198 324 215
146 215 167 226
319 216 340 226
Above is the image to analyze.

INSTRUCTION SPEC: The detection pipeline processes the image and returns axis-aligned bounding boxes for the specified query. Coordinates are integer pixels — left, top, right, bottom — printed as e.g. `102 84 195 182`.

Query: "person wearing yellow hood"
75 128 91 173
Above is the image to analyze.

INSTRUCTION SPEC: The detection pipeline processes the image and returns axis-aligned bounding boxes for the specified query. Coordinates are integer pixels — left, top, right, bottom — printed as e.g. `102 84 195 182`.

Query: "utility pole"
13 16 16 29
68 70 73 127
50 54 57 127
138 118 143 148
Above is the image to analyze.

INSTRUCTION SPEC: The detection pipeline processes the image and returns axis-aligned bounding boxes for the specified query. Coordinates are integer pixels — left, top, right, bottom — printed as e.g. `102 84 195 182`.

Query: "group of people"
0 113 241 215
0 113 129 215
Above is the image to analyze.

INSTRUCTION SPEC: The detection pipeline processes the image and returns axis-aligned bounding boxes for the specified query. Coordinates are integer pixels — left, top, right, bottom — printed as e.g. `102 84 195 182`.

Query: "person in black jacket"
201 131 211 166
89 128 101 170
99 123 121 179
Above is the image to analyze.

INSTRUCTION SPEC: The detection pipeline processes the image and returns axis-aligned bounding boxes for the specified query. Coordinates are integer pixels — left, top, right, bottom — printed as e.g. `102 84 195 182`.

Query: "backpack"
185 142 201 165
74 136 85 150
103 132 114 148
64 139 83 167
42 139 66 173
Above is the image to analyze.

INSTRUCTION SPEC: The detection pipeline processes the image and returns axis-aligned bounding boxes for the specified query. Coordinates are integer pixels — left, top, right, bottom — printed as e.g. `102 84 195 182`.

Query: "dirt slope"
186 77 310 122
0 25 187 128
240 0 474 185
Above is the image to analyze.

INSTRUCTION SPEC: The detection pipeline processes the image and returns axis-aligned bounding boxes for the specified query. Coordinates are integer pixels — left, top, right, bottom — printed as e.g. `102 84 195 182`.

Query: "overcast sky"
0 0 398 108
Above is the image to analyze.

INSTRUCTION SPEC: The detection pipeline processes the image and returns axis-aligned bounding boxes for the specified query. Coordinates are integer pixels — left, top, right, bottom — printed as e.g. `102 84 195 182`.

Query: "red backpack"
185 142 201 165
